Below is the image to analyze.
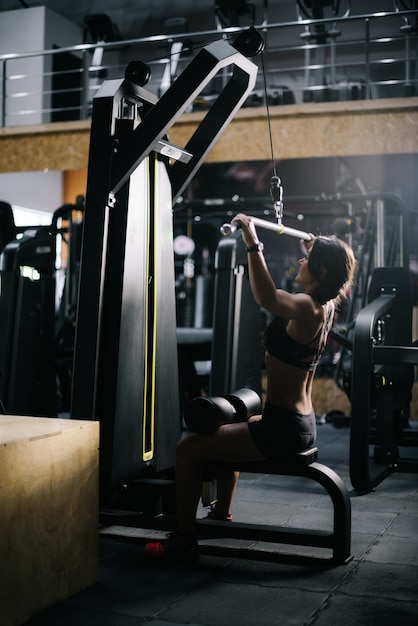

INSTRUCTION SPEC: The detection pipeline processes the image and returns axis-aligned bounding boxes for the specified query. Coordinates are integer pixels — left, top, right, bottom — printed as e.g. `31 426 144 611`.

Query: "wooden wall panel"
63 168 87 204
0 121 90 173
1 98 417 174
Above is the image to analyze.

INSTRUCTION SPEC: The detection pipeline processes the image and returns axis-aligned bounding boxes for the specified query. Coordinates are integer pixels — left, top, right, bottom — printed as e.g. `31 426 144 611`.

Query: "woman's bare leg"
213 416 263 517
212 470 239 517
175 421 265 536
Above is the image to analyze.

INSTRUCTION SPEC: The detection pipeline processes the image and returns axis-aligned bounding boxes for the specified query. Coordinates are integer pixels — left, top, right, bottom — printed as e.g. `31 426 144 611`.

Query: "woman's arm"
232 213 316 320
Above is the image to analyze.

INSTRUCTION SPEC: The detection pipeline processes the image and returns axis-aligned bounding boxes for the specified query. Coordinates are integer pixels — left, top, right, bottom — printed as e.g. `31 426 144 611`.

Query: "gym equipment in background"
347 267 418 491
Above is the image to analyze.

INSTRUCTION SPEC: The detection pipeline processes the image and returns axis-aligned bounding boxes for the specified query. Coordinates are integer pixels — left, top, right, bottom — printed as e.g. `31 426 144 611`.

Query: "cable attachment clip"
270 175 283 226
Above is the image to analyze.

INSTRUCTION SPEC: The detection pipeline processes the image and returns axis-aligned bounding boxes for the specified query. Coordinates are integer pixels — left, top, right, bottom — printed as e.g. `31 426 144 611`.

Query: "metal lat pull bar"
220 215 312 241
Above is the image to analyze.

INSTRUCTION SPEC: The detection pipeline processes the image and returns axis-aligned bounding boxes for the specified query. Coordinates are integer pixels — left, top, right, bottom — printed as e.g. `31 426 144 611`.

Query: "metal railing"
0 7 417 128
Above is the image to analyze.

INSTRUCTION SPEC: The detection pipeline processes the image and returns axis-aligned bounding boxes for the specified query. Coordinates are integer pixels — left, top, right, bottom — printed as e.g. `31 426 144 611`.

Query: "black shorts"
247 402 316 459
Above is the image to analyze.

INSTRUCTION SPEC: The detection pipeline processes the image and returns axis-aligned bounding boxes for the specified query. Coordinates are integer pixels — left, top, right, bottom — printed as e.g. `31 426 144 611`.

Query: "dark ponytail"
308 236 356 304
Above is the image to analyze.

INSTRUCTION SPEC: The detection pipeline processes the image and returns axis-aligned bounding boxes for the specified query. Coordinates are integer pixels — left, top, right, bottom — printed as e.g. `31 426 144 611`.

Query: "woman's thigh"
177 422 265 465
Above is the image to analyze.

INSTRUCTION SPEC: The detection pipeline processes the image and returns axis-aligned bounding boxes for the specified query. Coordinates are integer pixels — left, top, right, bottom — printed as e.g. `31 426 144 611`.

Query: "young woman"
145 213 356 562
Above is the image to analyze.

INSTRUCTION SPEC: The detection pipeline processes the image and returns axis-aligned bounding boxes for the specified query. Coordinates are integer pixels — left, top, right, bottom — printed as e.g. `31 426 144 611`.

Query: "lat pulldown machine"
70 30 261 501
77 30 353 563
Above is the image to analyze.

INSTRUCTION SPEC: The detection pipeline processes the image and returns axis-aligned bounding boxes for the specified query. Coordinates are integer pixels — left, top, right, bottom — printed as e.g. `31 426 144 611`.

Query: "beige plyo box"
0 415 100 626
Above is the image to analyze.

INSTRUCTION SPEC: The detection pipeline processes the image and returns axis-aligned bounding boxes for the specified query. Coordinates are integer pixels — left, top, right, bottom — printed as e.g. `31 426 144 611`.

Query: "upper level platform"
1 97 417 173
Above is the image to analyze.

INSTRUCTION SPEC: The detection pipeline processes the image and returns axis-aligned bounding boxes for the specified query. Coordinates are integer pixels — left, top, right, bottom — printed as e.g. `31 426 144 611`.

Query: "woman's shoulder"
286 295 327 340
269 289 325 323
292 292 324 317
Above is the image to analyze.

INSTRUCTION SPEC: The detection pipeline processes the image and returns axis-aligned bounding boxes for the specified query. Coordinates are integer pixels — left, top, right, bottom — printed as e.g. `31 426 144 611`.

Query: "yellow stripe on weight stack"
142 155 157 462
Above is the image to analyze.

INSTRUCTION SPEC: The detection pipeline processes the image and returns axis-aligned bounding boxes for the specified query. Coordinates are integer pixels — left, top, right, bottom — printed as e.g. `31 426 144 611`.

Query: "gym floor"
26 421 418 626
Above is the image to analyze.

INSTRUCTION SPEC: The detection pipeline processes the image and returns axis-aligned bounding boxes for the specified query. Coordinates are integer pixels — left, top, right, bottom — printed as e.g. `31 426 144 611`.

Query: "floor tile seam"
325 587 418 603
150 573 223 625
347 493 418 545
304 512 391 626
373 487 418 498
304 581 345 626
352 494 418 565
304 557 377 626
306 585 418 625
377 492 418 537
214 575 335 595
350 489 418 501
280 501 332 525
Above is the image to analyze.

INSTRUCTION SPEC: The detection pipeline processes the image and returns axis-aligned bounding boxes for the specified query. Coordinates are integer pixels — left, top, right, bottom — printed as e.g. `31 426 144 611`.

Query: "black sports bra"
263 302 335 372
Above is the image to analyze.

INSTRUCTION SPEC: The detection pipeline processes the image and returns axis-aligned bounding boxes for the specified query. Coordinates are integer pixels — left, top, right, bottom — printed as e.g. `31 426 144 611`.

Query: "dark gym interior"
0 2 417 625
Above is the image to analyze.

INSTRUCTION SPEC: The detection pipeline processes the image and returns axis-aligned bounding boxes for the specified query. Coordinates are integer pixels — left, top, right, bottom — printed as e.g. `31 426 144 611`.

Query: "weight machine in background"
0 202 83 417
210 233 264 398
348 267 418 492
0 228 56 417
70 32 261 502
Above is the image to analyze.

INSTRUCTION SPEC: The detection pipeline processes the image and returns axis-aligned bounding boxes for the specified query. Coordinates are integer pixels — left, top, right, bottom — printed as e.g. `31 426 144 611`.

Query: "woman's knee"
176 433 202 463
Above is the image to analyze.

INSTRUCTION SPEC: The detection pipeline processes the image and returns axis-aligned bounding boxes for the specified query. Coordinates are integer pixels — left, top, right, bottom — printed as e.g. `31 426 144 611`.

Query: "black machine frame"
70 35 259 499
348 267 418 492
71 30 355 564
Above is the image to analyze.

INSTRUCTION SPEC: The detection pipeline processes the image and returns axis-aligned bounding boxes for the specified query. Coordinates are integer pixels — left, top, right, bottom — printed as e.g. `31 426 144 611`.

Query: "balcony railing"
1 7 417 128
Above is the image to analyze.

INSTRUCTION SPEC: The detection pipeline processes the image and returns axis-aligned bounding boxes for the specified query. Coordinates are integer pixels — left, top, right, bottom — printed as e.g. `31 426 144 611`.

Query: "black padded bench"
196 447 352 565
